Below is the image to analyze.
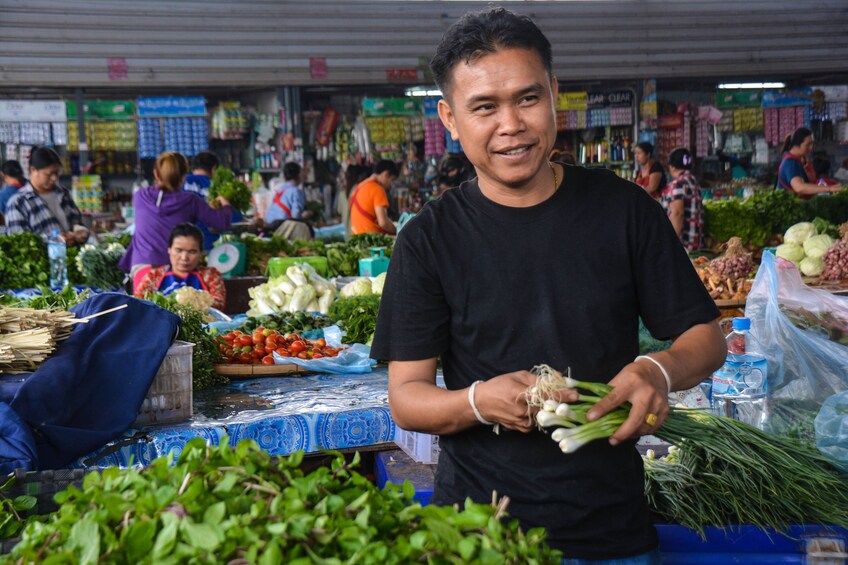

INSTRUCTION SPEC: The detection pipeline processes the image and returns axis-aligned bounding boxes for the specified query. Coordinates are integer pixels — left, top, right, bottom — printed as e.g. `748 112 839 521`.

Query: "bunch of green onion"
529 365 848 533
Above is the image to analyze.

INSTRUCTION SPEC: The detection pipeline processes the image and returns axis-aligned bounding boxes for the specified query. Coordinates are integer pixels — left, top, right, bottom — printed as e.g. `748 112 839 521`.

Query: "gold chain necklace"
548 161 559 192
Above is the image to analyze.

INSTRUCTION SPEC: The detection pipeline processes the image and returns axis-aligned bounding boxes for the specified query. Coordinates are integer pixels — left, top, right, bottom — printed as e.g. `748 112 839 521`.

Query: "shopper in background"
258 162 313 240
777 127 844 198
183 151 231 250
372 8 724 563
135 223 226 310
350 160 398 235
659 148 704 251
813 155 840 187
335 164 366 240
4 147 88 243
633 141 666 198
119 151 232 293
0 160 26 221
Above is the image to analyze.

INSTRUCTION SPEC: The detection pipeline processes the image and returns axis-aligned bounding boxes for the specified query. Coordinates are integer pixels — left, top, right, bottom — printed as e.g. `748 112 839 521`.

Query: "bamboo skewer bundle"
0 304 126 374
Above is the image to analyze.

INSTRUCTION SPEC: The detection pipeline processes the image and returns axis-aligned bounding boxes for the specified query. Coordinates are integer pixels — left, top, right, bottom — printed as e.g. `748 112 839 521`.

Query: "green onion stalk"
528 364 848 534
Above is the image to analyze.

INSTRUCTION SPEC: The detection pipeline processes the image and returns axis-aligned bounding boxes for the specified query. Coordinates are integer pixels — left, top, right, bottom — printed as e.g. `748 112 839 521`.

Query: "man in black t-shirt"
371 8 726 563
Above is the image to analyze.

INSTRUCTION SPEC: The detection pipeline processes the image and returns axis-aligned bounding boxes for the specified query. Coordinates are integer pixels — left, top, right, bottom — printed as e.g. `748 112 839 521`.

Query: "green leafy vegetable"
17 286 91 311
75 243 126 290
329 295 381 345
146 293 227 390
349 233 395 256
0 232 49 289
208 167 252 213
239 233 293 276
5 439 561 563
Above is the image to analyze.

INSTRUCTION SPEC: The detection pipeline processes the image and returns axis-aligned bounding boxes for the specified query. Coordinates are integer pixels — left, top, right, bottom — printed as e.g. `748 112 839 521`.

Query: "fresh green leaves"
0 232 49 289
75 243 126 290
329 295 382 345
208 167 252 212
5 439 561 564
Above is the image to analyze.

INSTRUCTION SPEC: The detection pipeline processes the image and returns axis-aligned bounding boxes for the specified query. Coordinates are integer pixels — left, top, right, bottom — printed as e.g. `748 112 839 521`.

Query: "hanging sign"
0 100 66 122
107 58 128 80
606 91 633 108
587 92 606 109
716 90 763 110
136 96 206 117
386 69 419 82
310 58 328 79
557 92 587 111
762 88 813 108
67 100 136 121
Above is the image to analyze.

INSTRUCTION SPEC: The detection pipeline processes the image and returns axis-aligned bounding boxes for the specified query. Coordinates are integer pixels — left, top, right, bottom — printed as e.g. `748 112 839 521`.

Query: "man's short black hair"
191 151 219 174
374 160 399 178
430 7 552 97
283 162 302 181
169 222 204 249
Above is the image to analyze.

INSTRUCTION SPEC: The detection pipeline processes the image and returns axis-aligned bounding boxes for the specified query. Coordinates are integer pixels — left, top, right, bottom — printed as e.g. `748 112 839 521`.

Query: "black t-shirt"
371 164 719 559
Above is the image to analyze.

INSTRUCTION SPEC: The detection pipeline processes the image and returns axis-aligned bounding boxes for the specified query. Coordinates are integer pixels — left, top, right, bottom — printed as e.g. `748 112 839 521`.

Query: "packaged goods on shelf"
733 108 764 132
609 106 633 126
0 122 19 143
137 119 164 159
51 122 67 146
18 122 52 145
72 175 103 213
211 101 249 140
423 118 445 156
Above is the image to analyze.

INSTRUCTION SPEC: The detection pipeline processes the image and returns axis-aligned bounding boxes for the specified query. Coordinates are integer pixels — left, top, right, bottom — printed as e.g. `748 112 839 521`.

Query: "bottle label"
712 354 768 397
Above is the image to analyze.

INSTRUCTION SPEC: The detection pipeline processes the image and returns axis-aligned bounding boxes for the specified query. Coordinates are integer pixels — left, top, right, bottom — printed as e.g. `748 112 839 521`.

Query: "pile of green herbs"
325 234 394 277
74 243 127 290
0 232 49 289
705 190 848 246
0 286 92 311
146 293 227 390
529 367 848 537
329 295 381 345
5 438 560 564
208 167 252 212
230 311 334 335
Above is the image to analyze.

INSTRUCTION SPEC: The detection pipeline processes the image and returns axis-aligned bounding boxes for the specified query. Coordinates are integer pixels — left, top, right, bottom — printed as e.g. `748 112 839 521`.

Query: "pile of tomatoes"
217 328 343 365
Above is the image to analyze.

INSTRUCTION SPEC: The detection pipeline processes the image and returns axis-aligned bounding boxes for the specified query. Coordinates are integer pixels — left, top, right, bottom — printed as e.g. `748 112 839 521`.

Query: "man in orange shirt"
350 160 398 235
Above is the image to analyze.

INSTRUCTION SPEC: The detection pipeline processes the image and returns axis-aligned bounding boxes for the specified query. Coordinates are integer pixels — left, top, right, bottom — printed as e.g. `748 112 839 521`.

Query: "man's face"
377 171 397 190
168 235 201 276
437 47 558 191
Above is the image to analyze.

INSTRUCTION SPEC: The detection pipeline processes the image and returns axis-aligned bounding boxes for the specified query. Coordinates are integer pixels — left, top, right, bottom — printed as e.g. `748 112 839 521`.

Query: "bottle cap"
732 317 751 331
51 229 60 237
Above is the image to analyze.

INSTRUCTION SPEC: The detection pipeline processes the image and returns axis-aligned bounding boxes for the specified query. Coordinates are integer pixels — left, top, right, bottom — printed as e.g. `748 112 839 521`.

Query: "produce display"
239 234 292 276
0 232 49 289
820 225 848 281
147 293 226 390
527 365 848 536
74 242 126 290
3 439 559 563
231 312 334 335
780 306 848 346
707 237 754 279
339 273 386 298
217 329 341 365
0 286 91 311
0 306 77 374
246 264 335 316
693 257 753 301
173 287 215 322
775 221 842 277
208 167 252 213
328 295 381 345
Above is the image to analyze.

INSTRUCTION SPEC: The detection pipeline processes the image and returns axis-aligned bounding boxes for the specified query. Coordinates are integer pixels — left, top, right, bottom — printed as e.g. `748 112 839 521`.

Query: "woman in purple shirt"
119 151 232 292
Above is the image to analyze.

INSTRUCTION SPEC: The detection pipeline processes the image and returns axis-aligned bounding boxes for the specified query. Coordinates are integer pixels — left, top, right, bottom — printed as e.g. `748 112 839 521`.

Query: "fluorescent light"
404 87 442 97
717 82 785 90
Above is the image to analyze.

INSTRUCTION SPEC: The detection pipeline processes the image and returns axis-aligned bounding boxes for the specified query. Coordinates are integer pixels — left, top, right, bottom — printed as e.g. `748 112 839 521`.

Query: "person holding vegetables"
777 127 844 199
371 8 726 564
4 147 89 244
658 147 704 251
119 151 232 293
134 223 226 310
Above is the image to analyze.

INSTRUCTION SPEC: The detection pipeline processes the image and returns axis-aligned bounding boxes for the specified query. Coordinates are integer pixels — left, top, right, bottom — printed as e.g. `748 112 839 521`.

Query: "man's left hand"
584 361 669 445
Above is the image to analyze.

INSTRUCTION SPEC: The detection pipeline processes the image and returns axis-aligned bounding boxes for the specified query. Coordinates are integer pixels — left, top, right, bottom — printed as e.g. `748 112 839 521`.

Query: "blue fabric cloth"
561 548 661 565
778 153 807 192
266 181 305 223
0 402 38 474
182 174 243 250
0 184 20 214
7 293 179 469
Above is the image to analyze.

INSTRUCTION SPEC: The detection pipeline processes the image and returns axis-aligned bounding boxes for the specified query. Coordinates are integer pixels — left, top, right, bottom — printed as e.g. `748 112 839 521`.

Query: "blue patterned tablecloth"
72 368 395 469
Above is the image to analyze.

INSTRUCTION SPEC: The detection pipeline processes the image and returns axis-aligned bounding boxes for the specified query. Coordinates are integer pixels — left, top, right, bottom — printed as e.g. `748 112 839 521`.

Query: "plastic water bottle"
711 317 769 429
47 230 68 289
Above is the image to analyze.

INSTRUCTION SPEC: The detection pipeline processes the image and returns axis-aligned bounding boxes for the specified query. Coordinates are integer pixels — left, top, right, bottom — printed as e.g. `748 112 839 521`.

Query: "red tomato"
254 346 266 357
239 352 252 364
289 341 306 354
262 355 275 365
252 333 265 345
311 353 323 359
313 338 326 349
297 351 309 359
237 335 252 347
275 348 290 357
287 333 300 342
265 339 277 351
233 330 242 337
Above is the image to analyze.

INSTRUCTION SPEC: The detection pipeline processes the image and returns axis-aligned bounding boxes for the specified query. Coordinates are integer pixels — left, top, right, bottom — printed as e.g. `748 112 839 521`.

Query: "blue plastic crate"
375 449 434 505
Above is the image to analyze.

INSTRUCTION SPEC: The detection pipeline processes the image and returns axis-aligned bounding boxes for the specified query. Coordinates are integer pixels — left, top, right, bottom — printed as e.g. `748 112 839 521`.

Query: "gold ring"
645 413 658 426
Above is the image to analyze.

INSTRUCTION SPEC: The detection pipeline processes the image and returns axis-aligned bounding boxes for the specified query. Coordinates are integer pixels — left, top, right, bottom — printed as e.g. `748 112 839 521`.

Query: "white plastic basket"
394 427 440 465
133 340 194 426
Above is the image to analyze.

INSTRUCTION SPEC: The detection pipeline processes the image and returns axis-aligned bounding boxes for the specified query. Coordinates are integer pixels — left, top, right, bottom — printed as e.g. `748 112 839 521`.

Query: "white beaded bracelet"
468 380 495 426
634 355 673 394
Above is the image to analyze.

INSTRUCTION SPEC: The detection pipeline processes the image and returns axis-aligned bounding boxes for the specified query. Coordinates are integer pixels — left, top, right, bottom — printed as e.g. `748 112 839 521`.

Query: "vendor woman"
633 141 666 197
778 127 844 199
135 223 226 310
4 147 89 243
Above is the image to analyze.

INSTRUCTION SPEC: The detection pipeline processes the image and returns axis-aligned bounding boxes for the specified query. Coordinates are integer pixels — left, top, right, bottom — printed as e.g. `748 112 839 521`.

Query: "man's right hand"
474 371 579 433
